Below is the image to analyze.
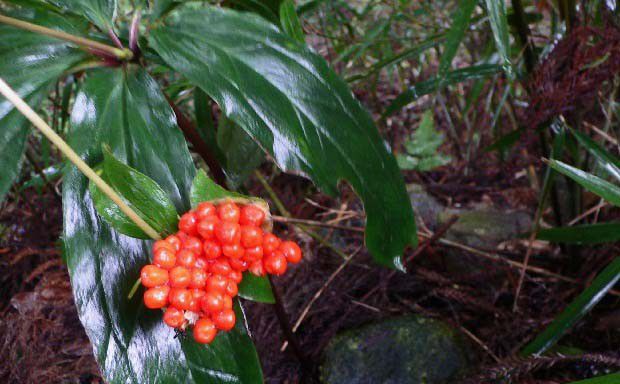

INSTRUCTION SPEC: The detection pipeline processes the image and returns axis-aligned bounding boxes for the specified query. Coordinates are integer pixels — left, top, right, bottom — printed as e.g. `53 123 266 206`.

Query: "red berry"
153 239 174 252
190 268 208 288
163 307 185 328
201 291 225 313
203 240 222 260
229 270 243 284
194 257 208 269
197 216 219 240
249 260 265 276
165 235 182 252
206 274 228 293
140 265 169 287
213 309 236 331
264 251 287 275
153 247 176 270
222 243 244 259
241 226 263 248
225 279 238 297
196 202 216 220
243 246 263 262
263 233 281 255
182 236 203 255
193 318 217 344
143 286 169 309
279 241 302 264
240 205 265 227
188 295 200 312
217 201 240 222
215 221 241 245
210 258 232 275
179 212 198 235
229 258 248 272
169 266 191 288
191 288 206 302
222 294 233 310
176 249 196 268
169 288 192 310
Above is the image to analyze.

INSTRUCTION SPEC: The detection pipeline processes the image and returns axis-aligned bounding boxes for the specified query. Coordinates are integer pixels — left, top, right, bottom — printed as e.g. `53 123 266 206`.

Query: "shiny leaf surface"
45 0 116 30
546 159 620 206
63 67 262 382
571 129 620 182
536 222 620 244
521 257 620 356
149 6 416 270
0 9 85 203
190 170 274 303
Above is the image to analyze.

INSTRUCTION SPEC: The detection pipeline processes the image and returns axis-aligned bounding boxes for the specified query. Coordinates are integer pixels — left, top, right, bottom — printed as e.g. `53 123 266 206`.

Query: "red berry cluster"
140 201 302 344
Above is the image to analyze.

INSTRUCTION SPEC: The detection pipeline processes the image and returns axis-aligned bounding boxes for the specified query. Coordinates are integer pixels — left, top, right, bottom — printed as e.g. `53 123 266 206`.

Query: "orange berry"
194 257 208 270
153 247 176 269
249 260 265 276
188 295 200 312
165 235 182 252
191 288 206 302
222 294 233 310
182 236 203 255
197 216 219 240
222 243 244 259
196 202 216 220
262 233 281 255
240 205 265 227
206 274 228 293
190 268 208 288
229 270 243 284
143 286 169 309
217 201 240 222
243 245 263 262
241 226 263 248
225 279 238 297
153 239 174 252
193 318 217 344
179 212 198 235
203 240 222 260
201 291 225 313
169 266 191 288
213 309 236 331
264 251 287 275
169 288 192 310
163 307 185 328
210 258 232 275
176 249 196 268
140 265 169 287
215 221 241 245
229 258 248 272
280 241 302 264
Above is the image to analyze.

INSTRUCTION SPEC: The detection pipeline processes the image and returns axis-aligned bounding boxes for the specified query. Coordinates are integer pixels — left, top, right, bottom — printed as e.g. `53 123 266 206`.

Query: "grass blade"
483 0 513 77
536 222 620 244
571 129 620 182
546 159 620 206
438 0 477 78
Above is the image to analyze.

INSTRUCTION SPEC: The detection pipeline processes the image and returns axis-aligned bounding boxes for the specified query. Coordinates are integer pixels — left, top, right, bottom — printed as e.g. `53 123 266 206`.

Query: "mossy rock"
407 184 444 230
321 315 470 384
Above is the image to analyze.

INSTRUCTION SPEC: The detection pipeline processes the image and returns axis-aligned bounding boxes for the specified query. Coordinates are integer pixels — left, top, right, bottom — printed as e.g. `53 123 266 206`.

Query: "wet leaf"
149 6 416 270
45 0 116 30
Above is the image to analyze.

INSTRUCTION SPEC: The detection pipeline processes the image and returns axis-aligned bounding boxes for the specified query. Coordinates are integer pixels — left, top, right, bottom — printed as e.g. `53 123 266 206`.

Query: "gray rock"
321 315 470 384
407 184 444 229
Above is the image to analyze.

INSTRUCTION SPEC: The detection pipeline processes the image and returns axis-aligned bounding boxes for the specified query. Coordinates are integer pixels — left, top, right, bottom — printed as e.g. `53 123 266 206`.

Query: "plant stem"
0 14 133 60
0 77 160 240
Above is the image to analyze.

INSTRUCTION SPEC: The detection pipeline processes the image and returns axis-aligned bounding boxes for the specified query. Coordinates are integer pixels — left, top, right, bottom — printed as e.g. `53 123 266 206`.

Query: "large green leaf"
190 170 275 304
63 67 263 382
546 159 620 206
45 0 116 30
536 222 620 244
149 6 416 270
0 9 85 203
521 257 620 356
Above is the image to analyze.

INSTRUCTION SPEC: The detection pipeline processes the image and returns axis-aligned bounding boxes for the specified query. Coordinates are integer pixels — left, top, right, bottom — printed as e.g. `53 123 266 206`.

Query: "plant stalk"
0 14 133 60
0 77 160 240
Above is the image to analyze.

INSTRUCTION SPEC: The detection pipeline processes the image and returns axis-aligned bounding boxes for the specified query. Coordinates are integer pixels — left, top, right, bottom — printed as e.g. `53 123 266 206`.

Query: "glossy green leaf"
45 0 116 30
227 0 282 23
438 0 477 78
483 0 513 77
568 373 620 383
218 116 265 190
546 159 620 206
521 257 620 356
571 129 620 182
190 170 274 303
0 9 85 203
383 64 501 118
63 67 263 382
536 222 620 244
279 0 305 43
150 6 416 270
